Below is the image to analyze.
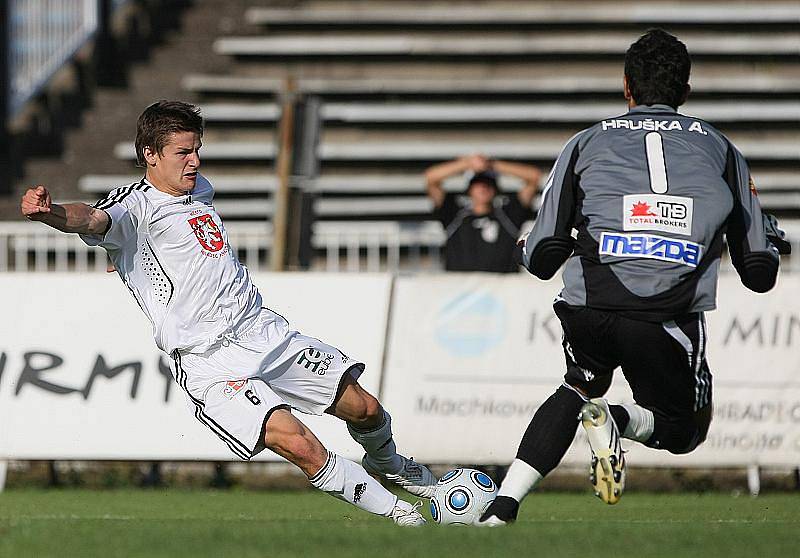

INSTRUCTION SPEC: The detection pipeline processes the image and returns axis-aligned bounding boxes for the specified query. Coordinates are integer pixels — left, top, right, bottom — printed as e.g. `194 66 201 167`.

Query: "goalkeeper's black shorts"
553 301 713 418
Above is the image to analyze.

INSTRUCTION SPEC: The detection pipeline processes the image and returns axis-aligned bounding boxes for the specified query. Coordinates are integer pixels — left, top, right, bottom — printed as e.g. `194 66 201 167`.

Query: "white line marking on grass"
532 518 800 524
3 515 335 522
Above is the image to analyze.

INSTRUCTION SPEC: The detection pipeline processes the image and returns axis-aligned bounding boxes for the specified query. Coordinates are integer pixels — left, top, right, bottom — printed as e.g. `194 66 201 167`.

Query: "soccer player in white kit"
20 100 434 526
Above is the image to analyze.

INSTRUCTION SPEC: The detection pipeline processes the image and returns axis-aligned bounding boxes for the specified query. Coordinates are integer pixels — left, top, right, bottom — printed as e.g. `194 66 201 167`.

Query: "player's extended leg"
262 408 425 526
327 373 437 498
618 313 714 456
479 382 593 526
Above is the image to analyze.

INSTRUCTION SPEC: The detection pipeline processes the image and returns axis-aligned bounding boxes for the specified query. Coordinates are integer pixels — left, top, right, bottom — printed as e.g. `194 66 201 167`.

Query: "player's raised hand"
21 185 53 220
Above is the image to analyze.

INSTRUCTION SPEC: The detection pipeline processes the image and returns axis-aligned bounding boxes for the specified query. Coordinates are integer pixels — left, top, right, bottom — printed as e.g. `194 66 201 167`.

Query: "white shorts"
172 313 365 460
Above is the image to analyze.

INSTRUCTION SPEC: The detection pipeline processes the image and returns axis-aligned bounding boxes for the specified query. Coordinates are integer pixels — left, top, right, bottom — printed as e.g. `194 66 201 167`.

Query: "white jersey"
81 174 288 355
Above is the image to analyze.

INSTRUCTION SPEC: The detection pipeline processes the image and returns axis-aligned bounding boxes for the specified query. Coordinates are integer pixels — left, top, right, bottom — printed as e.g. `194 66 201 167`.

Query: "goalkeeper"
480 29 789 525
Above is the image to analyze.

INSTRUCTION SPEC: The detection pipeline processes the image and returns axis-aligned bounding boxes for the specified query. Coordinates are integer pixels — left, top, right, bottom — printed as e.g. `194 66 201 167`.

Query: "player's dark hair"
135 100 204 167
624 29 691 109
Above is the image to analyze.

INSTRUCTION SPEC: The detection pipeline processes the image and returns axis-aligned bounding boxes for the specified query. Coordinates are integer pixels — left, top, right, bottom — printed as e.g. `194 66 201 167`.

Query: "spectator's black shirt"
436 193 533 273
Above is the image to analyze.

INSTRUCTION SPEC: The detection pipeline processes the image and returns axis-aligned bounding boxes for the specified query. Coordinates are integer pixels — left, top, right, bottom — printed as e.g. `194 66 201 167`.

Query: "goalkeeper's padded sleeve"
724 142 780 293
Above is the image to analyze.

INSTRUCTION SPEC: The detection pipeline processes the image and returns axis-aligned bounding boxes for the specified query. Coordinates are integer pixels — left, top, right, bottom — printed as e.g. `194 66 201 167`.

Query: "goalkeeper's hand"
763 213 791 255
513 228 531 266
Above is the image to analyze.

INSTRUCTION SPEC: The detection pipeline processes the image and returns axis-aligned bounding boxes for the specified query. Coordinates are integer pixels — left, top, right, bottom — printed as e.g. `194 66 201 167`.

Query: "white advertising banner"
0 273 390 461
382 273 800 467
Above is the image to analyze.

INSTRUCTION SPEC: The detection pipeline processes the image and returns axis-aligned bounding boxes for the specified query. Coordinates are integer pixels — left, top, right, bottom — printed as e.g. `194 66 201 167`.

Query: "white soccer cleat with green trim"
580 398 626 505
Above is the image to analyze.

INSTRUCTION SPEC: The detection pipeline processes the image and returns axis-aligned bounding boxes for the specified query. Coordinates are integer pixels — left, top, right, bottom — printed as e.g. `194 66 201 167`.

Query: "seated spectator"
425 154 541 273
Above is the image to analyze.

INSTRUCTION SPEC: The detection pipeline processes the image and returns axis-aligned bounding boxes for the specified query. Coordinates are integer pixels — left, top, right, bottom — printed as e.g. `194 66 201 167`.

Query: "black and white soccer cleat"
580 398 626 505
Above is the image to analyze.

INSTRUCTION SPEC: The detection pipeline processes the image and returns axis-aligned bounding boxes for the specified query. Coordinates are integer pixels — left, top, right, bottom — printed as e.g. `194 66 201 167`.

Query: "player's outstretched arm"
723 146 780 293
21 185 109 235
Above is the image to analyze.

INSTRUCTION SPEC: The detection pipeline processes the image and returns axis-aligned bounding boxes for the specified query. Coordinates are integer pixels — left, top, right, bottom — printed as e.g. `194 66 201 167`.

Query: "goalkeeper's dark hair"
135 100 203 167
624 29 691 109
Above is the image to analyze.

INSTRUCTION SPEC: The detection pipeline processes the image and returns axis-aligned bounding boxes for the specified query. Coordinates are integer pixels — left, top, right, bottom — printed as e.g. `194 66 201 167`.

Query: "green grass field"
1 489 798 558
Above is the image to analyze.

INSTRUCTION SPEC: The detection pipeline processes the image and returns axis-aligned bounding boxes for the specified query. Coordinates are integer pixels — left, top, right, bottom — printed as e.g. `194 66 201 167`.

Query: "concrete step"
322 101 800 124
202 103 281 122
195 100 800 125
317 139 800 163
183 73 800 97
316 196 432 216
311 220 445 248
215 31 800 58
112 137 799 165
246 3 800 27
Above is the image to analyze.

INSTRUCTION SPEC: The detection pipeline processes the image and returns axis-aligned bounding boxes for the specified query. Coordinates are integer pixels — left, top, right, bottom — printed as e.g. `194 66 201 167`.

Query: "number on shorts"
245 389 261 406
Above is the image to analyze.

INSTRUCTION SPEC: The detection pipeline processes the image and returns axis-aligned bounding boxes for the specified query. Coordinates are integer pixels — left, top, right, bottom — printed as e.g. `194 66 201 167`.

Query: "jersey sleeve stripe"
94 180 146 209
94 186 131 209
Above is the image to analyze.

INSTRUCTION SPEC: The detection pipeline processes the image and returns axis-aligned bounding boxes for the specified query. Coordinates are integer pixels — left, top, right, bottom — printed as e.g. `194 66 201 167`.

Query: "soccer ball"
429 468 498 526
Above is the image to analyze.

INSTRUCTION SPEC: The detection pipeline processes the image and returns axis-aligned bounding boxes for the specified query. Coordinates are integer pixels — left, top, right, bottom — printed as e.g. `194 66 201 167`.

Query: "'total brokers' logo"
623 194 693 236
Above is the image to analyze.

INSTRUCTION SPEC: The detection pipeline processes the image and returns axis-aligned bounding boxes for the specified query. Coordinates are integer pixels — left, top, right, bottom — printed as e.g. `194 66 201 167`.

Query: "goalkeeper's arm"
724 144 781 293
763 213 791 255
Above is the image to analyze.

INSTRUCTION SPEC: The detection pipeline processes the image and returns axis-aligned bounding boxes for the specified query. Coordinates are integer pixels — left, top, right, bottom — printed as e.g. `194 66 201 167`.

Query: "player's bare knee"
266 427 325 470
264 410 324 465
337 381 382 427
359 392 382 424
282 431 321 464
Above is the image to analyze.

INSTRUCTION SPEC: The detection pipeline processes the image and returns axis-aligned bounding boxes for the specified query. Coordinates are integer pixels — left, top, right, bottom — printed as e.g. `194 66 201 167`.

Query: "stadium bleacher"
7 0 800 272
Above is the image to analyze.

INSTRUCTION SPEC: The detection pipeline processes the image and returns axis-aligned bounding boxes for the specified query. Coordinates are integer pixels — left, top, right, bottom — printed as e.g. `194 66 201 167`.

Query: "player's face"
147 131 202 195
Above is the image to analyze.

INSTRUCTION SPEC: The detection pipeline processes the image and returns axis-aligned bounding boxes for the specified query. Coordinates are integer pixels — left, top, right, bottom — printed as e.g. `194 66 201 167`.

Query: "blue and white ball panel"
470 471 496 492
430 498 441 523
438 468 461 484
444 487 473 515
430 468 498 526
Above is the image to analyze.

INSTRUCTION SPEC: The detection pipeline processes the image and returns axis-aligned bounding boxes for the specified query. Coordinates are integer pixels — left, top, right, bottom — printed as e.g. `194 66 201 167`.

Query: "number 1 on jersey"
645 132 668 194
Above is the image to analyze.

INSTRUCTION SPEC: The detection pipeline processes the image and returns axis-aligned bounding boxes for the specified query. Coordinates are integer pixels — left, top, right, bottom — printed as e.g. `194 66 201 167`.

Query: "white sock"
309 451 398 517
621 404 655 442
497 459 544 502
347 410 403 473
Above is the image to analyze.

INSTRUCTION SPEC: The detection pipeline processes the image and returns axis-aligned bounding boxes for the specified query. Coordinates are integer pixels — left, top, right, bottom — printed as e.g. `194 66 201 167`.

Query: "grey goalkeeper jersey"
523 103 779 322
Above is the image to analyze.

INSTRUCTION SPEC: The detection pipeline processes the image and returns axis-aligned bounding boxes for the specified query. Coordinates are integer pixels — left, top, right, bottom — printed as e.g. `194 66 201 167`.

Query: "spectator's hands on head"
466 153 490 173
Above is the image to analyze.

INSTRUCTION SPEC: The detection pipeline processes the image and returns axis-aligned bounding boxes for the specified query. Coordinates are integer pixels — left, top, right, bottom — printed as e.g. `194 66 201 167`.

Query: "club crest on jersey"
188 213 224 252
223 380 247 399
599 232 702 267
622 194 693 236
749 177 759 197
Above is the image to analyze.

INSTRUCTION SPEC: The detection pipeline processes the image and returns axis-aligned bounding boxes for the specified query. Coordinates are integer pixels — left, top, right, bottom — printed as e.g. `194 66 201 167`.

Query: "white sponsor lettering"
601 118 707 134
599 232 703 267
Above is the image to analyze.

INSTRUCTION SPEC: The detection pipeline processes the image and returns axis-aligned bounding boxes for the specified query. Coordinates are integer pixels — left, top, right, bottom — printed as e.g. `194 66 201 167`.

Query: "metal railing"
0 221 275 272
8 0 98 117
312 221 445 272
2 220 799 274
